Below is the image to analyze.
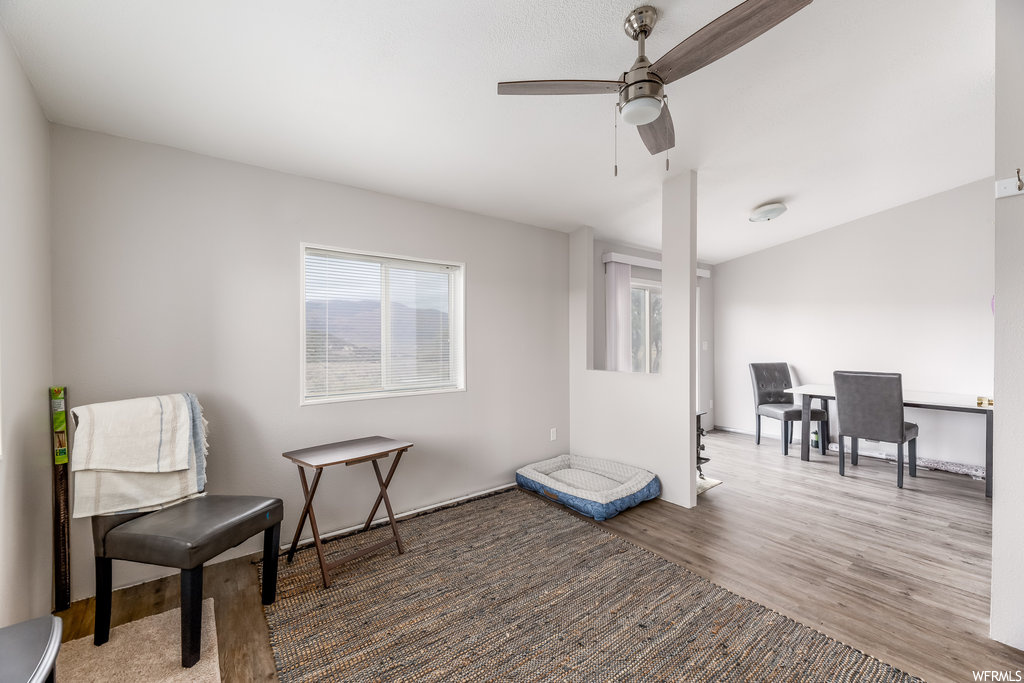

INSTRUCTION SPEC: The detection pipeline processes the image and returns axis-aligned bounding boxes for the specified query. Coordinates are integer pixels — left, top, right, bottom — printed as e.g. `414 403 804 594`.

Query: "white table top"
282 435 414 468
786 383 993 411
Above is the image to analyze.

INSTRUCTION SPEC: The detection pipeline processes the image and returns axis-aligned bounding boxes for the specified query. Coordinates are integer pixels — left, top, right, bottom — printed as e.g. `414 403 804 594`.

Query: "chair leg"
909 438 917 478
755 415 761 445
262 522 281 605
782 421 789 456
818 421 827 455
897 442 905 489
838 436 845 476
789 423 795 444
94 557 112 646
851 438 859 466
181 565 203 668
820 400 831 447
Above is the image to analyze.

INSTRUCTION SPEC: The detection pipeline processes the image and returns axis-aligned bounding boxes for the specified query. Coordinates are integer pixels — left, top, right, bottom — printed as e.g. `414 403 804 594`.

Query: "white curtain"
605 261 632 372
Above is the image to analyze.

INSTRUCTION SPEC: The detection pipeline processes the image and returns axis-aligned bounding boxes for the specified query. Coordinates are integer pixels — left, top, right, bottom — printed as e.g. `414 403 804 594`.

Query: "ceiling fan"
497 0 812 155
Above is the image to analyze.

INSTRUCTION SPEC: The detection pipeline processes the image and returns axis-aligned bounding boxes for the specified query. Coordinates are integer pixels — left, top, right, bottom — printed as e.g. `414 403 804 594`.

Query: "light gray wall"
569 172 696 508
696 265 714 425
591 239 662 371
50 126 570 598
990 0 1024 649
713 179 994 466
0 25 54 626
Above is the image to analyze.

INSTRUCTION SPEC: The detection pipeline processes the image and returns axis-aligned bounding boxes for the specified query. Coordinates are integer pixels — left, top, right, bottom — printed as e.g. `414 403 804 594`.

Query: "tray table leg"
372 459 405 554
286 466 322 562
286 466 334 587
361 448 407 531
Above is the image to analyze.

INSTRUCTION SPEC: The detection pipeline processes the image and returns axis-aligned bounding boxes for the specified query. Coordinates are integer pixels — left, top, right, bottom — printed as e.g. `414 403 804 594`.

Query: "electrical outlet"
550 427 557 441
995 175 1024 199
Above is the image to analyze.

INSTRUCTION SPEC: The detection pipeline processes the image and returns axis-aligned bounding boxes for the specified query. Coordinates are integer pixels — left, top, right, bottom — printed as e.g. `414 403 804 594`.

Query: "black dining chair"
833 370 919 488
749 363 828 455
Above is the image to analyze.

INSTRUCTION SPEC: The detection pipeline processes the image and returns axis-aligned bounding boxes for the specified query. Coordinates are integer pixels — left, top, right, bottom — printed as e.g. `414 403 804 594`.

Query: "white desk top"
786 384 993 412
282 436 414 468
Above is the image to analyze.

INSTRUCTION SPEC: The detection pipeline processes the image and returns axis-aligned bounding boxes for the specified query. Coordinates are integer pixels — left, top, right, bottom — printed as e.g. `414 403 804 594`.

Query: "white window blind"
302 246 464 403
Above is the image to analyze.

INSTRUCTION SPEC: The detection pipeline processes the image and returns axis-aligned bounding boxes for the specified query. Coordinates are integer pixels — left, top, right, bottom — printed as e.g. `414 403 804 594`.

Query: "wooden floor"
602 431 1024 683
57 430 1024 682
57 555 277 682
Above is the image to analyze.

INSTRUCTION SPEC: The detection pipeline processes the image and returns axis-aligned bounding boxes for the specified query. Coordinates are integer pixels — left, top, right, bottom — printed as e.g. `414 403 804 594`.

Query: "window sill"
301 385 466 406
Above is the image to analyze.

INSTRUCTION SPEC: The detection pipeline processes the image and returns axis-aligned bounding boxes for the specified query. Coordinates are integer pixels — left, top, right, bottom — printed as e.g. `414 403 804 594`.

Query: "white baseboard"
283 481 517 551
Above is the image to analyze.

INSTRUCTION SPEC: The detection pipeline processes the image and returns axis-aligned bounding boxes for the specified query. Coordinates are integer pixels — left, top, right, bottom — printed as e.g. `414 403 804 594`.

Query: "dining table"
786 384 994 497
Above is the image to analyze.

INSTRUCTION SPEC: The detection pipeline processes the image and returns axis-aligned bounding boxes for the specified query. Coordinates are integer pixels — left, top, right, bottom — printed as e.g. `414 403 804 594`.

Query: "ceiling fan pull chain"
663 96 670 172
613 101 619 177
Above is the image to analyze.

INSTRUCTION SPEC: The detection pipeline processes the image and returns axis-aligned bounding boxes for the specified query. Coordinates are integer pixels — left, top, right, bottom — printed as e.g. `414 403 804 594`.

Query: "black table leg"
800 394 812 461
986 410 993 498
821 399 831 449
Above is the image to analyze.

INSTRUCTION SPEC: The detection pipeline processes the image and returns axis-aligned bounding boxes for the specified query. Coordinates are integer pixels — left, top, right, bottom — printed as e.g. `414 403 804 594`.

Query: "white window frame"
630 278 662 374
300 243 466 405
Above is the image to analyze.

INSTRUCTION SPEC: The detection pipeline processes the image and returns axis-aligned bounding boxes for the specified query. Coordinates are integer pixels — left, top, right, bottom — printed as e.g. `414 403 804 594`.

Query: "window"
630 281 662 374
302 245 465 403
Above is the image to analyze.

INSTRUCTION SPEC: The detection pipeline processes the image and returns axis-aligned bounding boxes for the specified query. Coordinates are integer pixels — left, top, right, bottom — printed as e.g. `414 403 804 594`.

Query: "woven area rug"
58 598 219 682
263 490 919 682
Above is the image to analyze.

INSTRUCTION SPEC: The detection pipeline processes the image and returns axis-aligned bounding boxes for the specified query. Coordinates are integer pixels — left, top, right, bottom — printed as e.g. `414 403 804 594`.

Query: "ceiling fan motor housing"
620 7 664 119
619 56 665 115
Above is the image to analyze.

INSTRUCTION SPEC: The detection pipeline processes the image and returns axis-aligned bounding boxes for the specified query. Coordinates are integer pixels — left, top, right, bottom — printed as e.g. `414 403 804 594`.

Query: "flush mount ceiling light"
749 202 788 222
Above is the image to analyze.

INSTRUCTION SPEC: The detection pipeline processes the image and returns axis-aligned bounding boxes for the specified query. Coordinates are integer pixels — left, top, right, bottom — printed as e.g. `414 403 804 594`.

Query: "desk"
787 384 993 497
283 436 413 587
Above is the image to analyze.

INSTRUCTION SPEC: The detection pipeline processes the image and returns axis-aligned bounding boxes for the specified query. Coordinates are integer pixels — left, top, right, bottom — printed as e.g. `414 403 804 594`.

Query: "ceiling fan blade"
497 80 622 95
651 0 812 85
637 102 675 155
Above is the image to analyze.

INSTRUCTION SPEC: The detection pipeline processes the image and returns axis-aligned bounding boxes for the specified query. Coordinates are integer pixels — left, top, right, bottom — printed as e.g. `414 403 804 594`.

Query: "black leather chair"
92 495 283 667
749 362 828 455
833 370 918 488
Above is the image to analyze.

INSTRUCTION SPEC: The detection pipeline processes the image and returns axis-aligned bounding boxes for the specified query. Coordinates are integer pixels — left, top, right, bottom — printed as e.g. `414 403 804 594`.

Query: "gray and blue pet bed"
516 454 661 521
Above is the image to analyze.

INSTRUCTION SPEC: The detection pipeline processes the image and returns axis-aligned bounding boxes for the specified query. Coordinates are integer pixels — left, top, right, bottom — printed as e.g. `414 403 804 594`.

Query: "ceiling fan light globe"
620 96 662 126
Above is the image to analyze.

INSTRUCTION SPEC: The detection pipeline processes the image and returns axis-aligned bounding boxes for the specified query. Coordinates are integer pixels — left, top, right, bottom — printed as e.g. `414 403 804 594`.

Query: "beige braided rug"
263 489 920 682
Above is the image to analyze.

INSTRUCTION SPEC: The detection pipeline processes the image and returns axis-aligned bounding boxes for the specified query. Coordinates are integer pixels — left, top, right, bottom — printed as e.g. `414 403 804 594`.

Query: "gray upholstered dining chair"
833 370 918 488
749 362 828 455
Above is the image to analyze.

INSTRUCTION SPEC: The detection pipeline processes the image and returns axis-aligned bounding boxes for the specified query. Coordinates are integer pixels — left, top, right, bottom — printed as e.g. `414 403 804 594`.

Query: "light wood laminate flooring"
56 430 1023 682
600 430 1023 682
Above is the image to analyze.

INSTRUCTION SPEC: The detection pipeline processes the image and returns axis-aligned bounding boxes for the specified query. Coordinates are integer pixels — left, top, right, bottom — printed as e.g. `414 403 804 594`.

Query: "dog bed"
515 454 661 521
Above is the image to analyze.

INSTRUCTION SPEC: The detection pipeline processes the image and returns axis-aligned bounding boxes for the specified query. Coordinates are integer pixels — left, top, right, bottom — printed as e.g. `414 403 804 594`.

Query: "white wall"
50 126 570 598
0 25 54 626
569 172 696 507
990 0 1024 650
713 180 994 467
696 266 714 425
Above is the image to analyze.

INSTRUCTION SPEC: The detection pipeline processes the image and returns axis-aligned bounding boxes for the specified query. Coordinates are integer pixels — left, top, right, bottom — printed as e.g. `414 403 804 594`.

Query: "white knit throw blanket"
71 393 208 517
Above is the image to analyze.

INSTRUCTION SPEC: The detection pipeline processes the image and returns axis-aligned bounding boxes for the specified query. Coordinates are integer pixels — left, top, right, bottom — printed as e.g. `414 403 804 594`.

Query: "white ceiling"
0 0 994 264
